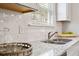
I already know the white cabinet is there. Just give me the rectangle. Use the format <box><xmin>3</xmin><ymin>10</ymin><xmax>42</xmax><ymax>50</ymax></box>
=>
<box><xmin>57</xmin><ymin>3</ymin><xmax>71</xmax><ymax>21</ymax></box>
<box><xmin>67</xmin><ymin>42</ymin><xmax>79</xmax><ymax>56</ymax></box>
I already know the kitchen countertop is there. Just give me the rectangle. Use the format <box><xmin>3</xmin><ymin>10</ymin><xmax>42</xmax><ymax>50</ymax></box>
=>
<box><xmin>29</xmin><ymin>37</ymin><xmax>79</xmax><ymax>56</ymax></box>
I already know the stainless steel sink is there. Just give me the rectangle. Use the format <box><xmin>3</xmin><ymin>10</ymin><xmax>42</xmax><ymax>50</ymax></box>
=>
<box><xmin>41</xmin><ymin>39</ymin><xmax>72</xmax><ymax>44</ymax></box>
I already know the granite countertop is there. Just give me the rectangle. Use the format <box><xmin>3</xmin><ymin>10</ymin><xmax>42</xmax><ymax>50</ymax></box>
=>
<box><xmin>29</xmin><ymin>37</ymin><xmax>79</xmax><ymax>56</ymax></box>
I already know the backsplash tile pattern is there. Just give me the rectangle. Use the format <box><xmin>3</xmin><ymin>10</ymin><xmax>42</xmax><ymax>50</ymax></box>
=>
<box><xmin>0</xmin><ymin>8</ymin><xmax>58</xmax><ymax>43</ymax></box>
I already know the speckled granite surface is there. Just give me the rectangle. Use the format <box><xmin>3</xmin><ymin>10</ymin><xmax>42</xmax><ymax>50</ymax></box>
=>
<box><xmin>29</xmin><ymin>38</ymin><xmax>79</xmax><ymax>56</ymax></box>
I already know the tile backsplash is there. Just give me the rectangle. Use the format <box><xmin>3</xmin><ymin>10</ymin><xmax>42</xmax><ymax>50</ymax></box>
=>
<box><xmin>0</xmin><ymin>8</ymin><xmax>61</xmax><ymax>43</ymax></box>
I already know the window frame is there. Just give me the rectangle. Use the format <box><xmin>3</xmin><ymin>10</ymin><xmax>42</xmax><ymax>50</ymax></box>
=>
<box><xmin>28</xmin><ymin>3</ymin><xmax>56</xmax><ymax>27</ymax></box>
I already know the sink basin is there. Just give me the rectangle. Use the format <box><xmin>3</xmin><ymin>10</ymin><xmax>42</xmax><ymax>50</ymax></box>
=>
<box><xmin>41</xmin><ymin>39</ymin><xmax>72</xmax><ymax>44</ymax></box>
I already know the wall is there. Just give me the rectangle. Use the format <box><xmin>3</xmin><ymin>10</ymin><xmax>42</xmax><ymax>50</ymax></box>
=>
<box><xmin>62</xmin><ymin>3</ymin><xmax>79</xmax><ymax>34</ymax></box>
<box><xmin>0</xmin><ymin>7</ymin><xmax>58</xmax><ymax>43</ymax></box>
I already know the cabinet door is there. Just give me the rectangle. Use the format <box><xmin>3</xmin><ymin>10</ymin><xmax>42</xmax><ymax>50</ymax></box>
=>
<box><xmin>57</xmin><ymin>3</ymin><xmax>66</xmax><ymax>20</ymax></box>
<box><xmin>67</xmin><ymin>42</ymin><xmax>79</xmax><ymax>56</ymax></box>
<box><xmin>57</xmin><ymin>3</ymin><xmax>71</xmax><ymax>21</ymax></box>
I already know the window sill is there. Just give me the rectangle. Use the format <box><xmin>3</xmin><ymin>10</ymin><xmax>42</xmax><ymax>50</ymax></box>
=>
<box><xmin>27</xmin><ymin>24</ymin><xmax>54</xmax><ymax>27</ymax></box>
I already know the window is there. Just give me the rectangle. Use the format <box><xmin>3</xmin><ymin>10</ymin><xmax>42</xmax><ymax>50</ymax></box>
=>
<box><xmin>29</xmin><ymin>3</ymin><xmax>56</xmax><ymax>27</ymax></box>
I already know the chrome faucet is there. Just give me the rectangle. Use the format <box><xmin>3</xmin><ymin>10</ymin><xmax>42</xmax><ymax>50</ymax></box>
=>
<box><xmin>48</xmin><ymin>32</ymin><xmax>58</xmax><ymax>41</ymax></box>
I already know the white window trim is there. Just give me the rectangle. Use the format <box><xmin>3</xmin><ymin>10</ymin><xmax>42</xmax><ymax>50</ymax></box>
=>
<box><xmin>28</xmin><ymin>3</ymin><xmax>56</xmax><ymax>27</ymax></box>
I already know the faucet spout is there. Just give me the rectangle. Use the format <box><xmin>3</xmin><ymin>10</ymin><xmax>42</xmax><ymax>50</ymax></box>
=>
<box><xmin>48</xmin><ymin>32</ymin><xmax>58</xmax><ymax>41</ymax></box>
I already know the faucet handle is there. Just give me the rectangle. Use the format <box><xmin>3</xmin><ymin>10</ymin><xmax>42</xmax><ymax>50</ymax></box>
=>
<box><xmin>48</xmin><ymin>31</ymin><xmax>58</xmax><ymax>34</ymax></box>
<box><xmin>55</xmin><ymin>32</ymin><xmax>58</xmax><ymax>33</ymax></box>
<box><xmin>48</xmin><ymin>32</ymin><xmax>51</xmax><ymax>34</ymax></box>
